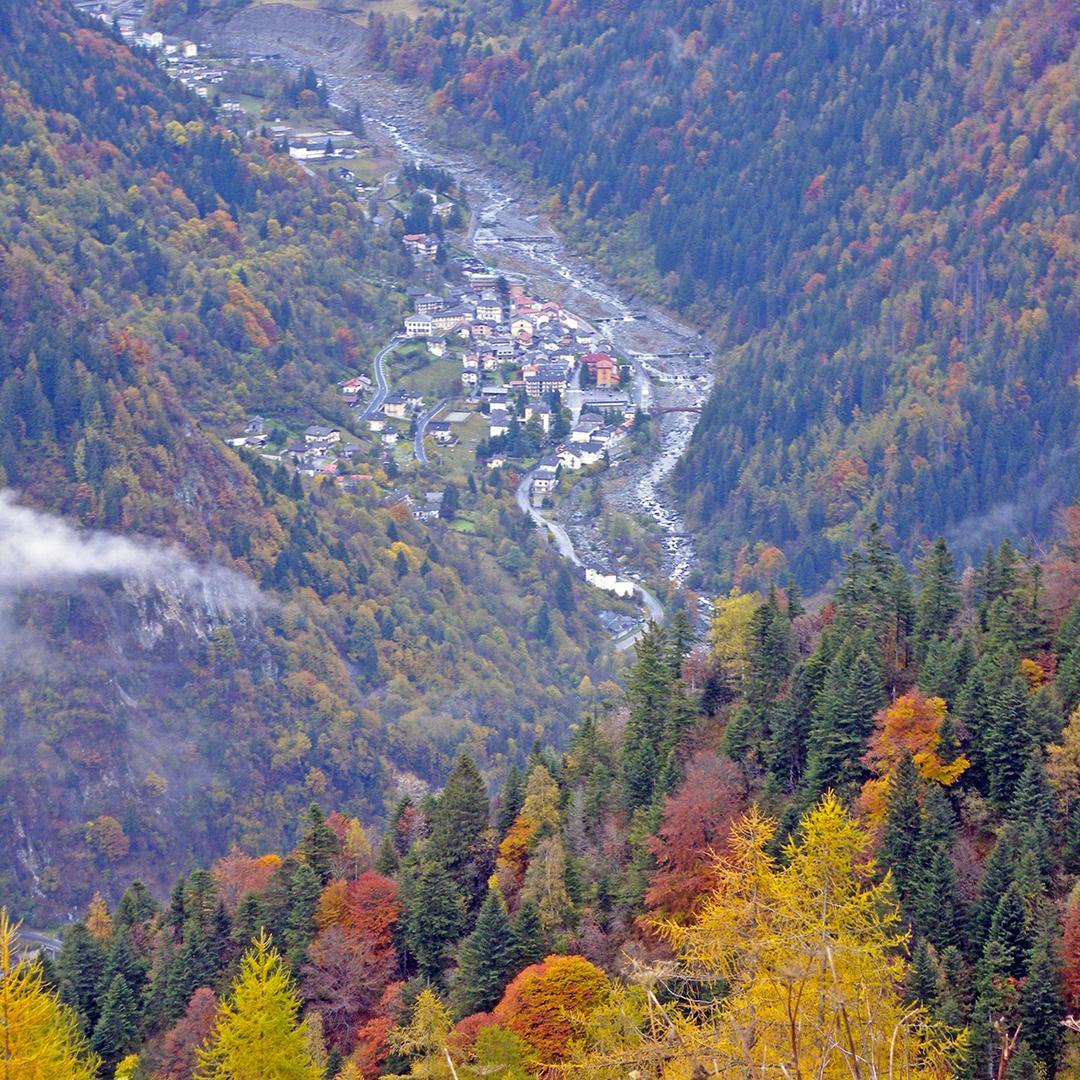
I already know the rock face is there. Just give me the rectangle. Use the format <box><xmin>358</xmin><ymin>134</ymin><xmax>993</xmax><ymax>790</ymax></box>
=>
<box><xmin>206</xmin><ymin>3</ymin><xmax>367</xmax><ymax>65</ymax></box>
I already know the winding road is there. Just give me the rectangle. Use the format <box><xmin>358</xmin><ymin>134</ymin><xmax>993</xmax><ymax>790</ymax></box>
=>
<box><xmin>361</xmin><ymin>336</ymin><xmax>397</xmax><ymax>420</ymax></box>
<box><xmin>516</xmin><ymin>468</ymin><xmax>664</xmax><ymax>648</ymax></box>
<box><xmin>15</xmin><ymin>929</ymin><xmax>62</xmax><ymax>957</ymax></box>
<box><xmin>414</xmin><ymin>398</ymin><xmax>447</xmax><ymax>466</ymax></box>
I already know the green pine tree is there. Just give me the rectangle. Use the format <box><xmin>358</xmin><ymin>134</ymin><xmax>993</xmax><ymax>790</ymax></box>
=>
<box><xmin>879</xmin><ymin>751</ymin><xmax>922</xmax><ymax>904</ymax></box>
<box><xmin>56</xmin><ymin>922</ymin><xmax>105</xmax><ymax>1035</ymax></box>
<box><xmin>905</xmin><ymin>938</ymin><xmax>938</xmax><ymax>1006</ymax></box>
<box><xmin>451</xmin><ymin>884</ymin><xmax>515</xmax><ymax>1018</ymax></box>
<box><xmin>298</xmin><ymin>803</ymin><xmax>339</xmax><ymax>886</ymax></box>
<box><xmin>913</xmin><ymin>538</ymin><xmax>959</xmax><ymax>660</ymax></box>
<box><xmin>497</xmin><ymin>764</ymin><xmax>526</xmax><ymax>836</ymax></box>
<box><xmin>90</xmin><ymin>973</ymin><xmax>139</xmax><ymax>1072</ymax></box>
<box><xmin>509</xmin><ymin>898</ymin><xmax>545</xmax><ymax>971</ymax></box>
<box><xmin>405</xmin><ymin>859</ymin><xmax>465</xmax><ymax>983</ymax></box>
<box><xmin>1020</xmin><ymin>921</ymin><xmax>1065</xmax><ymax>1073</ymax></box>
<box><xmin>286</xmin><ymin>861</ymin><xmax>322</xmax><ymax>968</ymax></box>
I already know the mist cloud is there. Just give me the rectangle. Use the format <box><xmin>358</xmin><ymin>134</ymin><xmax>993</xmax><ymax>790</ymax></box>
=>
<box><xmin>0</xmin><ymin>489</ymin><xmax>262</xmax><ymax>616</ymax></box>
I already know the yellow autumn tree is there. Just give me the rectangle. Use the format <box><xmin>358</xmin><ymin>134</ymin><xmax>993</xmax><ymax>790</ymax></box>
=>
<box><xmin>386</xmin><ymin>989</ymin><xmax>455</xmax><ymax>1079</ymax></box>
<box><xmin>0</xmin><ymin>907</ymin><xmax>100</xmax><ymax>1080</ymax></box>
<box><xmin>708</xmin><ymin>587</ymin><xmax>757</xmax><ymax>686</ymax></box>
<box><xmin>570</xmin><ymin>796</ymin><xmax>965</xmax><ymax>1078</ymax></box>
<box><xmin>195</xmin><ymin>931</ymin><xmax>321</xmax><ymax>1080</ymax></box>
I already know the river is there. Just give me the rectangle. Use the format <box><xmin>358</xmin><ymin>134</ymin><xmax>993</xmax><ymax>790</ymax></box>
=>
<box><xmin>202</xmin><ymin>4</ymin><xmax>712</xmax><ymax>590</ymax></box>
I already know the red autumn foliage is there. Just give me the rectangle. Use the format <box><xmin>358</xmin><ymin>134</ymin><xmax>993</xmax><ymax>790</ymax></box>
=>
<box><xmin>644</xmin><ymin>751</ymin><xmax>744</xmax><ymax>918</ymax></box>
<box><xmin>350</xmin><ymin>981</ymin><xmax>404</xmax><ymax>1078</ymax></box>
<box><xmin>302</xmin><ymin>923</ymin><xmax>396</xmax><ymax>1053</ymax></box>
<box><xmin>449</xmin><ymin>1010</ymin><xmax>497</xmax><ymax>1053</ymax></box>
<box><xmin>314</xmin><ymin>871</ymin><xmax>399</xmax><ymax>955</ymax></box>
<box><xmin>212</xmin><ymin>849</ymin><xmax>281</xmax><ymax>913</ymax></box>
<box><xmin>158</xmin><ymin>986</ymin><xmax>218</xmax><ymax>1079</ymax></box>
<box><xmin>1062</xmin><ymin>899</ymin><xmax>1080</xmax><ymax>1012</ymax></box>
<box><xmin>491</xmin><ymin>955</ymin><xmax>608</xmax><ymax>1063</ymax></box>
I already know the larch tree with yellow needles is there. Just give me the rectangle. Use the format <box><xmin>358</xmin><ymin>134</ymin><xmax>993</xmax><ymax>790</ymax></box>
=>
<box><xmin>0</xmin><ymin>907</ymin><xmax>100</xmax><ymax>1080</ymax></box>
<box><xmin>195</xmin><ymin>930</ymin><xmax>321</xmax><ymax>1080</ymax></box>
<box><xmin>570</xmin><ymin>794</ymin><xmax>966</xmax><ymax>1079</ymax></box>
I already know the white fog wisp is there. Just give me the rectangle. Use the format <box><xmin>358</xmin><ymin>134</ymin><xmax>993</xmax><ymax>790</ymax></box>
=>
<box><xmin>0</xmin><ymin>489</ymin><xmax>262</xmax><ymax>616</ymax></box>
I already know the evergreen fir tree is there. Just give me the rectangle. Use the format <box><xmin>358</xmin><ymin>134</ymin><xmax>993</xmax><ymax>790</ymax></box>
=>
<box><xmin>56</xmin><ymin>922</ymin><xmax>105</xmax><ymax>1034</ymax></box>
<box><xmin>905</xmin><ymin>938</ymin><xmax>938</xmax><ymax>1006</ymax></box>
<box><xmin>164</xmin><ymin>923</ymin><xmax>215</xmax><ymax>1024</ymax></box>
<box><xmin>115</xmin><ymin>880</ymin><xmax>157</xmax><ymax>930</ymax></box>
<box><xmin>934</xmin><ymin>946</ymin><xmax>970</xmax><ymax>1029</ymax></box>
<box><xmin>509</xmin><ymin>899</ymin><xmax>545</xmax><ymax>971</ymax></box>
<box><xmin>405</xmin><ymin>859</ymin><xmax>465</xmax><ymax>983</ymax></box>
<box><xmin>451</xmin><ymin>884</ymin><xmax>515</xmax><ymax>1018</ymax></box>
<box><xmin>286</xmin><ymin>862</ymin><xmax>322</xmax><ymax>967</ymax></box>
<box><xmin>621</xmin><ymin>624</ymin><xmax>673</xmax><ymax>808</ymax></box>
<box><xmin>917</xmin><ymin>635</ymin><xmax>963</xmax><ymax>703</ymax></box>
<box><xmin>232</xmin><ymin>895</ymin><xmax>263</xmax><ymax>952</ymax></box>
<box><xmin>374</xmin><ymin>834</ymin><xmax>399</xmax><ymax>876</ymax></box>
<box><xmin>973</xmin><ymin>828</ymin><xmax>1018</xmax><ymax>953</ymax></box>
<box><xmin>1020</xmin><ymin>922</ymin><xmax>1064</xmax><ymax>1073</ymax></box>
<box><xmin>99</xmin><ymin>925</ymin><xmax>147</xmax><ymax>1004</ymax></box>
<box><xmin>913</xmin><ymin>538</ymin><xmax>959</xmax><ymax>660</ymax></box>
<box><xmin>299</xmin><ymin>803</ymin><xmax>339</xmax><ymax>886</ymax></box>
<box><xmin>1008</xmin><ymin>753</ymin><xmax>1054</xmax><ymax>827</ymax></box>
<box><xmin>986</xmin><ymin>883</ymin><xmax>1029</xmax><ymax>980</ymax></box>
<box><xmin>802</xmin><ymin>644</ymin><xmax>884</xmax><ymax>799</ymax></box>
<box><xmin>985</xmin><ymin>675</ymin><xmax>1032</xmax><ymax>808</ymax></box>
<box><xmin>90</xmin><ymin>974</ymin><xmax>139</xmax><ymax>1073</ymax></box>
<box><xmin>666</xmin><ymin>609</ymin><xmax>695</xmax><ymax>679</ymax></box>
<box><xmin>497</xmin><ymin>764</ymin><xmax>526</xmax><ymax>835</ymax></box>
<box><xmin>879</xmin><ymin>752</ymin><xmax>921</xmax><ymax>904</ymax></box>
<box><xmin>912</xmin><ymin>847</ymin><xmax>964</xmax><ymax>954</ymax></box>
<box><xmin>428</xmin><ymin>753</ymin><xmax>490</xmax><ymax>896</ymax></box>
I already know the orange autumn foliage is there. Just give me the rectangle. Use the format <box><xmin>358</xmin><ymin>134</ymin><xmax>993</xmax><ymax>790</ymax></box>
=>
<box><xmin>491</xmin><ymin>955</ymin><xmax>608</xmax><ymax>1064</ymax></box>
<box><xmin>212</xmin><ymin>850</ymin><xmax>282</xmax><ymax>913</ymax></box>
<box><xmin>858</xmin><ymin>690</ymin><xmax>969</xmax><ymax>822</ymax></box>
<box><xmin>495</xmin><ymin>814</ymin><xmax>539</xmax><ymax>891</ymax></box>
<box><xmin>314</xmin><ymin>871</ymin><xmax>399</xmax><ymax>954</ymax></box>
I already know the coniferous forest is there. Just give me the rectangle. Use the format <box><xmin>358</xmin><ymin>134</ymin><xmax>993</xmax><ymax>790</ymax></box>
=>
<box><xmin>6</xmin><ymin>0</ymin><xmax>1080</xmax><ymax>1078</ymax></box>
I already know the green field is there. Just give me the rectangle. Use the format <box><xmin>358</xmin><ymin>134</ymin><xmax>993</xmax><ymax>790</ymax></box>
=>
<box><xmin>386</xmin><ymin>343</ymin><xmax>462</xmax><ymax>401</ymax></box>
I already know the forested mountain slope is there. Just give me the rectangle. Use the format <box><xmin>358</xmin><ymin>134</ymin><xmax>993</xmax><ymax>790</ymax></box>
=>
<box><xmin>16</xmin><ymin>524</ymin><xmax>1080</xmax><ymax>1078</ymax></box>
<box><xmin>0</xmin><ymin>0</ymin><xmax>612</xmax><ymax>919</ymax></box>
<box><xmin>378</xmin><ymin>0</ymin><xmax>1080</xmax><ymax>588</ymax></box>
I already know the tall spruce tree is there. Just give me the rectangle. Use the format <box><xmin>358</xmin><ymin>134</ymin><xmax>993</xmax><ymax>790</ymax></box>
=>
<box><xmin>56</xmin><ymin>922</ymin><xmax>105</xmax><ymax>1035</ymax></box>
<box><xmin>1020</xmin><ymin>921</ymin><xmax>1064</xmax><ymax>1073</ymax></box>
<box><xmin>802</xmin><ymin>643</ymin><xmax>884</xmax><ymax>799</ymax></box>
<box><xmin>913</xmin><ymin>538</ymin><xmax>959</xmax><ymax>660</ymax></box>
<box><xmin>509</xmin><ymin>899</ymin><xmax>545</xmax><ymax>971</ymax></box>
<box><xmin>91</xmin><ymin>973</ymin><xmax>139</xmax><ymax>1073</ymax></box>
<box><xmin>451</xmin><ymin>884</ymin><xmax>515</xmax><ymax>1018</ymax></box>
<box><xmin>497</xmin><ymin>764</ymin><xmax>526</xmax><ymax>836</ymax></box>
<box><xmin>621</xmin><ymin>624</ymin><xmax>673</xmax><ymax>808</ymax></box>
<box><xmin>879</xmin><ymin>752</ymin><xmax>922</xmax><ymax>905</ymax></box>
<box><xmin>428</xmin><ymin>753</ymin><xmax>491</xmax><ymax>908</ymax></box>
<box><xmin>405</xmin><ymin>859</ymin><xmax>465</xmax><ymax>984</ymax></box>
<box><xmin>298</xmin><ymin>804</ymin><xmax>339</xmax><ymax>886</ymax></box>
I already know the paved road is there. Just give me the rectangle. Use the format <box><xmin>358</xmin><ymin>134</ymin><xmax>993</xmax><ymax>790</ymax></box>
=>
<box><xmin>516</xmin><ymin>469</ymin><xmax>664</xmax><ymax>647</ymax></box>
<box><xmin>361</xmin><ymin>337</ymin><xmax>398</xmax><ymax>420</ymax></box>
<box><xmin>516</xmin><ymin>469</ymin><xmax>582</xmax><ymax>567</ymax></box>
<box><xmin>15</xmin><ymin>929</ymin><xmax>63</xmax><ymax>957</ymax></box>
<box><xmin>414</xmin><ymin>399</ymin><xmax>448</xmax><ymax>465</ymax></box>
